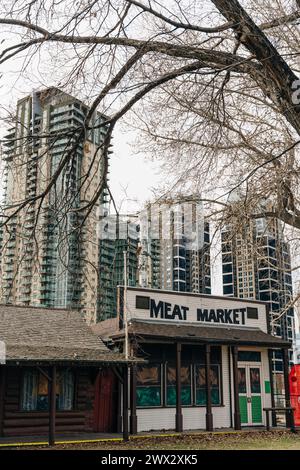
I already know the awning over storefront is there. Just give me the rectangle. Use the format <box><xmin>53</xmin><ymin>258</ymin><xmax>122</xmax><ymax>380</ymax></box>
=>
<box><xmin>112</xmin><ymin>319</ymin><xmax>291</xmax><ymax>348</ymax></box>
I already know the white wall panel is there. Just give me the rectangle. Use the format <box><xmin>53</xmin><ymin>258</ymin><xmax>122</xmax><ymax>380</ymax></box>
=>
<box><xmin>124</xmin><ymin>287</ymin><xmax>268</xmax><ymax>332</ymax></box>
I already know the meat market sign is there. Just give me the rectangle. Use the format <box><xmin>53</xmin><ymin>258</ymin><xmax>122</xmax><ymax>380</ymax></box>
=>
<box><xmin>132</xmin><ymin>293</ymin><xmax>262</xmax><ymax>327</ymax></box>
<box><xmin>150</xmin><ymin>299</ymin><xmax>247</xmax><ymax>325</ymax></box>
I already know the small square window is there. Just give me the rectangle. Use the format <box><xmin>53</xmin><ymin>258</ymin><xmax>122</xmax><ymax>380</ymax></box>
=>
<box><xmin>247</xmin><ymin>307</ymin><xmax>258</xmax><ymax>319</ymax></box>
<box><xmin>136</xmin><ymin>296</ymin><xmax>150</xmax><ymax>309</ymax></box>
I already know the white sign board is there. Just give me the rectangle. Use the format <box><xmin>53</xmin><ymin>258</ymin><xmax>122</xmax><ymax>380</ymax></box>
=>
<box><xmin>121</xmin><ymin>287</ymin><xmax>268</xmax><ymax>333</ymax></box>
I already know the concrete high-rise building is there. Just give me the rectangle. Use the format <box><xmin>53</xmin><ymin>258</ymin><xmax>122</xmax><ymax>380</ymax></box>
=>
<box><xmin>0</xmin><ymin>88</ymin><xmax>110</xmax><ymax>324</ymax></box>
<box><xmin>138</xmin><ymin>200</ymin><xmax>211</xmax><ymax>294</ymax></box>
<box><xmin>221</xmin><ymin>213</ymin><xmax>295</xmax><ymax>401</ymax></box>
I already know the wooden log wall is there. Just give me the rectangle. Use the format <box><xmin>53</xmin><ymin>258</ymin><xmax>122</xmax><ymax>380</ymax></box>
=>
<box><xmin>1</xmin><ymin>367</ymin><xmax>96</xmax><ymax>437</ymax></box>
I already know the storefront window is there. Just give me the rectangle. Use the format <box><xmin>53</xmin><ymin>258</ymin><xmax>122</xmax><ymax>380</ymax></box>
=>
<box><xmin>136</xmin><ymin>364</ymin><xmax>161</xmax><ymax>407</ymax></box>
<box><xmin>166</xmin><ymin>364</ymin><xmax>192</xmax><ymax>406</ymax></box>
<box><xmin>21</xmin><ymin>368</ymin><xmax>75</xmax><ymax>411</ymax></box>
<box><xmin>195</xmin><ymin>365</ymin><xmax>221</xmax><ymax>405</ymax></box>
<box><xmin>250</xmin><ymin>368</ymin><xmax>261</xmax><ymax>393</ymax></box>
<box><xmin>238</xmin><ymin>368</ymin><xmax>247</xmax><ymax>394</ymax></box>
<box><xmin>238</xmin><ymin>351</ymin><xmax>261</xmax><ymax>362</ymax></box>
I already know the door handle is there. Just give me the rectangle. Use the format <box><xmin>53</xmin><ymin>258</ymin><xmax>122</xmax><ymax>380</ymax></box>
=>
<box><xmin>247</xmin><ymin>397</ymin><xmax>252</xmax><ymax>403</ymax></box>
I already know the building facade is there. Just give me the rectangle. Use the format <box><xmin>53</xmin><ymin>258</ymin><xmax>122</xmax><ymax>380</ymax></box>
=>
<box><xmin>98</xmin><ymin>215</ymin><xmax>139</xmax><ymax>321</ymax></box>
<box><xmin>0</xmin><ymin>88</ymin><xmax>110</xmax><ymax>324</ymax></box>
<box><xmin>221</xmin><ymin>215</ymin><xmax>295</xmax><ymax>401</ymax></box>
<box><xmin>93</xmin><ymin>287</ymin><xmax>292</xmax><ymax>433</ymax></box>
<box><xmin>0</xmin><ymin>305</ymin><xmax>129</xmax><ymax>440</ymax></box>
<box><xmin>138</xmin><ymin>200</ymin><xmax>211</xmax><ymax>294</ymax></box>
<box><xmin>96</xmin><ymin>199</ymin><xmax>211</xmax><ymax>322</ymax></box>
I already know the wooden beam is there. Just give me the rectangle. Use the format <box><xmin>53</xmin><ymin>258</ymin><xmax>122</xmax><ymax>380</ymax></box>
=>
<box><xmin>231</xmin><ymin>346</ymin><xmax>241</xmax><ymax>430</ymax></box>
<box><xmin>123</xmin><ymin>365</ymin><xmax>129</xmax><ymax>441</ymax></box>
<box><xmin>0</xmin><ymin>365</ymin><xmax>6</xmax><ymax>437</ymax></box>
<box><xmin>130</xmin><ymin>364</ymin><xmax>137</xmax><ymax>434</ymax></box>
<box><xmin>175</xmin><ymin>342</ymin><xmax>183</xmax><ymax>432</ymax></box>
<box><xmin>282</xmin><ymin>348</ymin><xmax>294</xmax><ymax>430</ymax></box>
<box><xmin>205</xmin><ymin>344</ymin><xmax>213</xmax><ymax>431</ymax></box>
<box><xmin>112</xmin><ymin>365</ymin><xmax>124</xmax><ymax>384</ymax></box>
<box><xmin>227</xmin><ymin>346</ymin><xmax>233</xmax><ymax>428</ymax></box>
<box><xmin>268</xmin><ymin>349</ymin><xmax>276</xmax><ymax>427</ymax></box>
<box><xmin>49</xmin><ymin>365</ymin><xmax>56</xmax><ymax>446</ymax></box>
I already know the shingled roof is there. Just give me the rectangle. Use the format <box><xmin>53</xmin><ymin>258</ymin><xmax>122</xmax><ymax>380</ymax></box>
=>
<box><xmin>0</xmin><ymin>305</ymin><xmax>126</xmax><ymax>363</ymax></box>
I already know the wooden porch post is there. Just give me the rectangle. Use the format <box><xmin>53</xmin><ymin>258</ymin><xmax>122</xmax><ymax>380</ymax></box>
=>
<box><xmin>282</xmin><ymin>348</ymin><xmax>293</xmax><ymax>429</ymax></box>
<box><xmin>268</xmin><ymin>349</ymin><xmax>276</xmax><ymax>427</ymax></box>
<box><xmin>231</xmin><ymin>346</ymin><xmax>241</xmax><ymax>430</ymax></box>
<box><xmin>175</xmin><ymin>342</ymin><xmax>183</xmax><ymax>432</ymax></box>
<box><xmin>130</xmin><ymin>364</ymin><xmax>137</xmax><ymax>434</ymax></box>
<box><xmin>0</xmin><ymin>365</ymin><xmax>6</xmax><ymax>437</ymax></box>
<box><xmin>49</xmin><ymin>365</ymin><xmax>57</xmax><ymax>446</ymax></box>
<box><xmin>205</xmin><ymin>344</ymin><xmax>213</xmax><ymax>431</ymax></box>
<box><xmin>123</xmin><ymin>364</ymin><xmax>129</xmax><ymax>441</ymax></box>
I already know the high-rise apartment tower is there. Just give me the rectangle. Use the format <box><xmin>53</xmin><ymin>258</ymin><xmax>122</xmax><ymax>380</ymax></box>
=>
<box><xmin>0</xmin><ymin>88</ymin><xmax>110</xmax><ymax>323</ymax></box>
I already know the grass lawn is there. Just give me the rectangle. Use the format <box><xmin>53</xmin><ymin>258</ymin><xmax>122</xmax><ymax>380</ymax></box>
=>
<box><xmin>13</xmin><ymin>430</ymin><xmax>300</xmax><ymax>450</ymax></box>
<box><xmin>86</xmin><ymin>431</ymin><xmax>300</xmax><ymax>450</ymax></box>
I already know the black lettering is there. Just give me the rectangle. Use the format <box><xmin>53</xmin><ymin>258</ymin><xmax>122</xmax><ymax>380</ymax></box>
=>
<box><xmin>208</xmin><ymin>309</ymin><xmax>217</xmax><ymax>322</ymax></box>
<box><xmin>216</xmin><ymin>309</ymin><xmax>225</xmax><ymax>323</ymax></box>
<box><xmin>233</xmin><ymin>309</ymin><xmax>240</xmax><ymax>324</ymax></box>
<box><xmin>224</xmin><ymin>309</ymin><xmax>233</xmax><ymax>324</ymax></box>
<box><xmin>197</xmin><ymin>309</ymin><xmax>209</xmax><ymax>322</ymax></box>
<box><xmin>172</xmin><ymin>304</ymin><xmax>182</xmax><ymax>320</ymax></box>
<box><xmin>181</xmin><ymin>306</ymin><xmax>189</xmax><ymax>321</ymax></box>
<box><xmin>150</xmin><ymin>299</ymin><xmax>164</xmax><ymax>318</ymax></box>
<box><xmin>164</xmin><ymin>302</ymin><xmax>172</xmax><ymax>319</ymax></box>
<box><xmin>240</xmin><ymin>308</ymin><xmax>246</xmax><ymax>325</ymax></box>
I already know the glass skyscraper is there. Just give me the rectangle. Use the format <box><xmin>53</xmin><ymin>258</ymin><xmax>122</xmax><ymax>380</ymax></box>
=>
<box><xmin>138</xmin><ymin>200</ymin><xmax>211</xmax><ymax>294</ymax></box>
<box><xmin>221</xmin><ymin>214</ymin><xmax>295</xmax><ymax>403</ymax></box>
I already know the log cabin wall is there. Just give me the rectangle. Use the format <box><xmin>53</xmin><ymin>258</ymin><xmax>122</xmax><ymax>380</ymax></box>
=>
<box><xmin>2</xmin><ymin>366</ymin><xmax>96</xmax><ymax>437</ymax></box>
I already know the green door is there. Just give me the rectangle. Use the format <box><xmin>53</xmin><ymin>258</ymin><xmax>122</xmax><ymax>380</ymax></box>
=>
<box><xmin>249</xmin><ymin>368</ymin><xmax>262</xmax><ymax>424</ymax></box>
<box><xmin>238</xmin><ymin>365</ymin><xmax>263</xmax><ymax>425</ymax></box>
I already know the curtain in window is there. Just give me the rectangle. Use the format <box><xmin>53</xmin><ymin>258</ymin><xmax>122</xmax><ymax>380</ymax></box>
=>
<box><xmin>166</xmin><ymin>364</ymin><xmax>192</xmax><ymax>406</ymax></box>
<box><xmin>21</xmin><ymin>369</ymin><xmax>38</xmax><ymax>411</ymax></box>
<box><xmin>195</xmin><ymin>365</ymin><xmax>221</xmax><ymax>405</ymax></box>
<box><xmin>58</xmin><ymin>369</ymin><xmax>74</xmax><ymax>410</ymax></box>
<box><xmin>136</xmin><ymin>364</ymin><xmax>161</xmax><ymax>407</ymax></box>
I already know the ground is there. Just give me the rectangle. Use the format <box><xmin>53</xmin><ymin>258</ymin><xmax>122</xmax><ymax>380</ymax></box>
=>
<box><xmin>7</xmin><ymin>430</ymin><xmax>300</xmax><ymax>450</ymax></box>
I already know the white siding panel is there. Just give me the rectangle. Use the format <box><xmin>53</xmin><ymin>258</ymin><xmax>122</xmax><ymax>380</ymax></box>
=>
<box><xmin>137</xmin><ymin>409</ymin><xmax>176</xmax><ymax>433</ymax></box>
